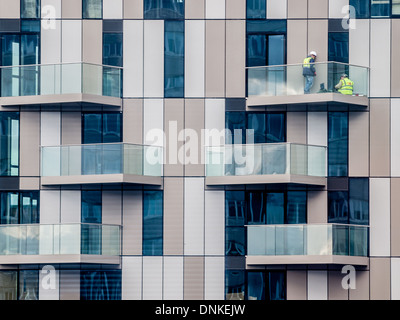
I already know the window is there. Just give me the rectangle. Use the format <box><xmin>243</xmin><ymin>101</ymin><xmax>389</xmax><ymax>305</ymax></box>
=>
<box><xmin>350</xmin><ymin>0</ymin><xmax>370</xmax><ymax>18</ymax></box>
<box><xmin>83</xmin><ymin>0</ymin><xmax>103</xmax><ymax>19</ymax></box>
<box><xmin>328</xmin><ymin>32</ymin><xmax>349</xmax><ymax>63</ymax></box>
<box><xmin>226</xmin><ymin>270</ymin><xmax>286</xmax><ymax>301</ymax></box>
<box><xmin>247</xmin><ymin>191</ymin><xmax>306</xmax><ymax>225</ymax></box>
<box><xmin>144</xmin><ymin>0</ymin><xmax>184</xmax><ymax>20</ymax></box>
<box><xmin>103</xmin><ymin>33</ymin><xmax>123</xmax><ymax>68</ymax></box>
<box><xmin>0</xmin><ymin>33</ymin><xmax>40</xmax><ymax>97</ymax></box>
<box><xmin>18</xmin><ymin>270</ymin><xmax>39</xmax><ymax>300</ymax></box>
<box><xmin>371</xmin><ymin>0</ymin><xmax>390</xmax><ymax>17</ymax></box>
<box><xmin>81</xmin><ymin>191</ymin><xmax>102</xmax><ymax>255</ymax></box>
<box><xmin>21</xmin><ymin>0</ymin><xmax>40</xmax><ymax>19</ymax></box>
<box><xmin>246</xmin><ymin>20</ymin><xmax>287</xmax><ymax>68</ymax></box>
<box><xmin>0</xmin><ymin>271</ymin><xmax>17</xmax><ymax>300</ymax></box>
<box><xmin>247</xmin><ymin>0</ymin><xmax>266</xmax><ymax>19</ymax></box>
<box><xmin>225</xmin><ymin>112</ymin><xmax>286</xmax><ymax>144</ymax></box>
<box><xmin>0</xmin><ymin>113</ymin><xmax>19</xmax><ymax>177</ymax></box>
<box><xmin>81</xmin><ymin>270</ymin><xmax>121</xmax><ymax>300</ymax></box>
<box><xmin>393</xmin><ymin>0</ymin><xmax>400</xmax><ymax>14</ymax></box>
<box><xmin>143</xmin><ymin>191</ymin><xmax>163</xmax><ymax>256</ymax></box>
<box><xmin>82</xmin><ymin>112</ymin><xmax>122</xmax><ymax>144</ymax></box>
<box><xmin>225</xmin><ymin>191</ymin><xmax>246</xmax><ymax>256</ymax></box>
<box><xmin>328</xmin><ymin>178</ymin><xmax>369</xmax><ymax>225</ymax></box>
<box><xmin>164</xmin><ymin>20</ymin><xmax>184</xmax><ymax>98</ymax></box>
<box><xmin>328</xmin><ymin>112</ymin><xmax>348</xmax><ymax>177</ymax></box>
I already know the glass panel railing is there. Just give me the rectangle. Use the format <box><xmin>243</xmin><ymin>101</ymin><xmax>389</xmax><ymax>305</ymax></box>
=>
<box><xmin>247</xmin><ymin>62</ymin><xmax>369</xmax><ymax>98</ymax></box>
<box><xmin>41</xmin><ymin>143</ymin><xmax>162</xmax><ymax>178</ymax></box>
<box><xmin>206</xmin><ymin>143</ymin><xmax>326</xmax><ymax>178</ymax></box>
<box><xmin>0</xmin><ymin>63</ymin><xmax>122</xmax><ymax>98</ymax></box>
<box><xmin>0</xmin><ymin>224</ymin><xmax>120</xmax><ymax>256</ymax></box>
<box><xmin>247</xmin><ymin>224</ymin><xmax>369</xmax><ymax>257</ymax></box>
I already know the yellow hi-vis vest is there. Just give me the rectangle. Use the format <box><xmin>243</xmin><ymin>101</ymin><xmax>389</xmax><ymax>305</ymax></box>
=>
<box><xmin>338</xmin><ymin>78</ymin><xmax>354</xmax><ymax>95</ymax></box>
<box><xmin>303</xmin><ymin>57</ymin><xmax>312</xmax><ymax>68</ymax></box>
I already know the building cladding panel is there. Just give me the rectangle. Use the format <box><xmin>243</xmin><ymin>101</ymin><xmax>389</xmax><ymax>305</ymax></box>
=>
<box><xmin>0</xmin><ymin>0</ymin><xmax>398</xmax><ymax>300</ymax></box>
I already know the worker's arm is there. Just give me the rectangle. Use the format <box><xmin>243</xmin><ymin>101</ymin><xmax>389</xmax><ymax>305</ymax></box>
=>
<box><xmin>335</xmin><ymin>81</ymin><xmax>342</xmax><ymax>90</ymax></box>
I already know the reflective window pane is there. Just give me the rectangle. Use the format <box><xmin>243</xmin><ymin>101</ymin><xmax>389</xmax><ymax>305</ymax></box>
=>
<box><xmin>247</xmin><ymin>192</ymin><xmax>265</xmax><ymax>224</ymax></box>
<box><xmin>143</xmin><ymin>191</ymin><xmax>163</xmax><ymax>256</ymax></box>
<box><xmin>226</xmin><ymin>112</ymin><xmax>246</xmax><ymax>145</ymax></box>
<box><xmin>266</xmin><ymin>113</ymin><xmax>286</xmax><ymax>143</ymax></box>
<box><xmin>247</xmin><ymin>0</ymin><xmax>266</xmax><ymax>19</ymax></box>
<box><xmin>226</xmin><ymin>191</ymin><xmax>246</xmax><ymax>227</ymax></box>
<box><xmin>247</xmin><ymin>113</ymin><xmax>266</xmax><ymax>143</ymax></box>
<box><xmin>164</xmin><ymin>21</ymin><xmax>184</xmax><ymax>98</ymax></box>
<box><xmin>21</xmin><ymin>0</ymin><xmax>40</xmax><ymax>19</ymax></box>
<box><xmin>226</xmin><ymin>227</ymin><xmax>246</xmax><ymax>256</ymax></box>
<box><xmin>83</xmin><ymin>0</ymin><xmax>103</xmax><ymax>19</ymax></box>
<box><xmin>268</xmin><ymin>272</ymin><xmax>286</xmax><ymax>300</ymax></box>
<box><xmin>0</xmin><ymin>192</ymin><xmax>19</xmax><ymax>225</ymax></box>
<box><xmin>266</xmin><ymin>193</ymin><xmax>284</xmax><ymax>225</ymax></box>
<box><xmin>0</xmin><ymin>271</ymin><xmax>17</xmax><ymax>300</ymax></box>
<box><xmin>103</xmin><ymin>113</ymin><xmax>122</xmax><ymax>143</ymax></box>
<box><xmin>247</xmin><ymin>35</ymin><xmax>267</xmax><ymax>67</ymax></box>
<box><xmin>371</xmin><ymin>0</ymin><xmax>390</xmax><ymax>17</ymax></box>
<box><xmin>225</xmin><ymin>270</ymin><xmax>245</xmax><ymax>300</ymax></box>
<box><xmin>328</xmin><ymin>191</ymin><xmax>349</xmax><ymax>224</ymax></box>
<box><xmin>350</xmin><ymin>0</ymin><xmax>370</xmax><ymax>18</ymax></box>
<box><xmin>18</xmin><ymin>270</ymin><xmax>38</xmax><ymax>300</ymax></box>
<box><xmin>20</xmin><ymin>192</ymin><xmax>39</xmax><ymax>224</ymax></box>
<box><xmin>144</xmin><ymin>0</ymin><xmax>184</xmax><ymax>19</ymax></box>
<box><xmin>103</xmin><ymin>33</ymin><xmax>123</xmax><ymax>67</ymax></box>
<box><xmin>328</xmin><ymin>112</ymin><xmax>348</xmax><ymax>177</ymax></box>
<box><xmin>81</xmin><ymin>190</ymin><xmax>102</xmax><ymax>224</ymax></box>
<box><xmin>286</xmin><ymin>191</ymin><xmax>306</xmax><ymax>224</ymax></box>
<box><xmin>328</xmin><ymin>32</ymin><xmax>349</xmax><ymax>64</ymax></box>
<box><xmin>81</xmin><ymin>270</ymin><xmax>121</xmax><ymax>300</ymax></box>
<box><xmin>247</xmin><ymin>272</ymin><xmax>265</xmax><ymax>300</ymax></box>
<box><xmin>393</xmin><ymin>0</ymin><xmax>400</xmax><ymax>15</ymax></box>
<box><xmin>349</xmin><ymin>178</ymin><xmax>369</xmax><ymax>225</ymax></box>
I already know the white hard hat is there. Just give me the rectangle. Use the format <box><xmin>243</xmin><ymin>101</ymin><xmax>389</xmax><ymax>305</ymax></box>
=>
<box><xmin>310</xmin><ymin>51</ymin><xmax>317</xmax><ymax>57</ymax></box>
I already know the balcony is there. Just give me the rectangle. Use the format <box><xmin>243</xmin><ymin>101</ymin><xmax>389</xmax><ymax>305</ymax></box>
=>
<box><xmin>205</xmin><ymin>143</ymin><xmax>326</xmax><ymax>186</ymax></box>
<box><xmin>0</xmin><ymin>223</ymin><xmax>121</xmax><ymax>265</ymax></box>
<box><xmin>247</xmin><ymin>224</ymin><xmax>369</xmax><ymax>266</ymax></box>
<box><xmin>247</xmin><ymin>62</ymin><xmax>369</xmax><ymax>108</ymax></box>
<box><xmin>0</xmin><ymin>63</ymin><xmax>122</xmax><ymax>107</ymax></box>
<box><xmin>41</xmin><ymin>143</ymin><xmax>163</xmax><ymax>186</ymax></box>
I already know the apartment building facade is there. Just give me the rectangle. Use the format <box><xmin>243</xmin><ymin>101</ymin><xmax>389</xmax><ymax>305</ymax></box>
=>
<box><xmin>0</xmin><ymin>0</ymin><xmax>397</xmax><ymax>300</ymax></box>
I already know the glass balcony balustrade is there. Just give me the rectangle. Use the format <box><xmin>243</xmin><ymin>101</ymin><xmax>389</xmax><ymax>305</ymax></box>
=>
<box><xmin>247</xmin><ymin>224</ymin><xmax>369</xmax><ymax>258</ymax></box>
<box><xmin>0</xmin><ymin>223</ymin><xmax>120</xmax><ymax>257</ymax></box>
<box><xmin>0</xmin><ymin>63</ymin><xmax>122</xmax><ymax>100</ymax></box>
<box><xmin>206</xmin><ymin>143</ymin><xmax>326</xmax><ymax>185</ymax></box>
<box><xmin>41</xmin><ymin>143</ymin><xmax>163</xmax><ymax>185</ymax></box>
<box><xmin>247</xmin><ymin>62</ymin><xmax>369</xmax><ymax>106</ymax></box>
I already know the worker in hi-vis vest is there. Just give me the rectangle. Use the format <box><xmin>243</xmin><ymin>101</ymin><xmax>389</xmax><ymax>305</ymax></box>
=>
<box><xmin>335</xmin><ymin>74</ymin><xmax>354</xmax><ymax>95</ymax></box>
<box><xmin>302</xmin><ymin>51</ymin><xmax>317</xmax><ymax>94</ymax></box>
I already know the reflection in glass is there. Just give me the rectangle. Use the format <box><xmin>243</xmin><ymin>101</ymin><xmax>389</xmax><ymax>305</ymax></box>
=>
<box><xmin>143</xmin><ymin>191</ymin><xmax>163</xmax><ymax>256</ymax></box>
<box><xmin>286</xmin><ymin>192</ymin><xmax>306</xmax><ymax>224</ymax></box>
<box><xmin>81</xmin><ymin>270</ymin><xmax>121</xmax><ymax>300</ymax></box>
<box><xmin>247</xmin><ymin>0</ymin><xmax>266</xmax><ymax>19</ymax></box>
<box><xmin>19</xmin><ymin>270</ymin><xmax>38</xmax><ymax>301</ymax></box>
<box><xmin>266</xmin><ymin>193</ymin><xmax>284</xmax><ymax>225</ymax></box>
<box><xmin>269</xmin><ymin>272</ymin><xmax>286</xmax><ymax>300</ymax></box>
<box><xmin>225</xmin><ymin>270</ymin><xmax>245</xmax><ymax>300</ymax></box>
<box><xmin>247</xmin><ymin>272</ymin><xmax>265</xmax><ymax>300</ymax></box>
<box><xmin>0</xmin><ymin>271</ymin><xmax>17</xmax><ymax>300</ymax></box>
<box><xmin>83</xmin><ymin>0</ymin><xmax>103</xmax><ymax>19</ymax></box>
<box><xmin>328</xmin><ymin>112</ymin><xmax>348</xmax><ymax>177</ymax></box>
<box><xmin>144</xmin><ymin>0</ymin><xmax>184</xmax><ymax>20</ymax></box>
<box><xmin>21</xmin><ymin>0</ymin><xmax>40</xmax><ymax>18</ymax></box>
<box><xmin>328</xmin><ymin>191</ymin><xmax>349</xmax><ymax>224</ymax></box>
<box><xmin>247</xmin><ymin>192</ymin><xmax>265</xmax><ymax>225</ymax></box>
<box><xmin>225</xmin><ymin>227</ymin><xmax>246</xmax><ymax>256</ymax></box>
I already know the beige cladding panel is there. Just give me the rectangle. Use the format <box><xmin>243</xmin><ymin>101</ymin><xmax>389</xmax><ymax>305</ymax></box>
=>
<box><xmin>308</xmin><ymin>0</ymin><xmax>328</xmax><ymax>18</ymax></box>
<box><xmin>370</xmin><ymin>258</ymin><xmax>391</xmax><ymax>300</ymax></box>
<box><xmin>287</xmin><ymin>20</ymin><xmax>308</xmax><ymax>65</ymax></box>
<box><xmin>185</xmin><ymin>99</ymin><xmax>205</xmax><ymax>176</ymax></box>
<box><xmin>308</xmin><ymin>20</ymin><xmax>328</xmax><ymax>62</ymax></box>
<box><xmin>349</xmin><ymin>112</ymin><xmax>369</xmax><ymax>177</ymax></box>
<box><xmin>391</xmin><ymin>178</ymin><xmax>400</xmax><ymax>256</ymax></box>
<box><xmin>349</xmin><ymin>270</ymin><xmax>369</xmax><ymax>300</ymax></box>
<box><xmin>124</xmin><ymin>0</ymin><xmax>144</xmax><ymax>19</ymax></box>
<box><xmin>307</xmin><ymin>191</ymin><xmax>327</xmax><ymax>224</ymax></box>
<box><xmin>164</xmin><ymin>99</ymin><xmax>184</xmax><ymax>177</ymax></box>
<box><xmin>185</xmin><ymin>0</ymin><xmax>205</xmax><ymax>19</ymax></box>
<box><xmin>226</xmin><ymin>20</ymin><xmax>246</xmax><ymax>98</ymax></box>
<box><xmin>123</xmin><ymin>99</ymin><xmax>143</xmax><ymax>145</ymax></box>
<box><xmin>0</xmin><ymin>0</ymin><xmax>20</xmax><ymax>18</ymax></box>
<box><xmin>184</xmin><ymin>257</ymin><xmax>204</xmax><ymax>300</ymax></box>
<box><xmin>328</xmin><ymin>271</ymin><xmax>348</xmax><ymax>300</ymax></box>
<box><xmin>225</xmin><ymin>0</ymin><xmax>246</xmax><ymax>19</ymax></box>
<box><xmin>20</xmin><ymin>112</ymin><xmax>40</xmax><ymax>177</ymax></box>
<box><xmin>370</xmin><ymin>99</ymin><xmax>390</xmax><ymax>177</ymax></box>
<box><xmin>392</xmin><ymin>20</ymin><xmax>400</xmax><ymax>97</ymax></box>
<box><xmin>59</xmin><ymin>270</ymin><xmax>80</xmax><ymax>300</ymax></box>
<box><xmin>122</xmin><ymin>191</ymin><xmax>143</xmax><ymax>256</ymax></box>
<box><xmin>287</xmin><ymin>112</ymin><xmax>307</xmax><ymax>144</ymax></box>
<box><xmin>287</xmin><ymin>0</ymin><xmax>308</xmax><ymax>19</ymax></box>
<box><xmin>205</xmin><ymin>20</ymin><xmax>225</xmax><ymax>98</ymax></box>
<box><xmin>61</xmin><ymin>0</ymin><xmax>82</xmax><ymax>19</ymax></box>
<box><xmin>82</xmin><ymin>20</ymin><xmax>103</xmax><ymax>65</ymax></box>
<box><xmin>61</xmin><ymin>112</ymin><xmax>81</xmax><ymax>145</ymax></box>
<box><xmin>286</xmin><ymin>270</ymin><xmax>307</xmax><ymax>300</ymax></box>
<box><xmin>163</xmin><ymin>178</ymin><xmax>184</xmax><ymax>255</ymax></box>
